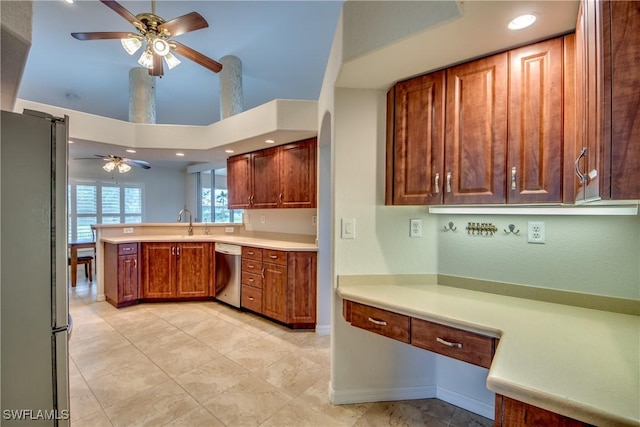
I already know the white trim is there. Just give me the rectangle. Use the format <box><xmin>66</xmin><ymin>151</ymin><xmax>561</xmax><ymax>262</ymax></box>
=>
<box><xmin>315</xmin><ymin>324</ymin><xmax>331</xmax><ymax>336</ymax></box>
<box><xmin>329</xmin><ymin>383</ymin><xmax>436</xmax><ymax>405</ymax></box>
<box><xmin>429</xmin><ymin>203</ymin><xmax>638</xmax><ymax>216</ymax></box>
<box><xmin>436</xmin><ymin>386</ymin><xmax>494</xmax><ymax>420</ymax></box>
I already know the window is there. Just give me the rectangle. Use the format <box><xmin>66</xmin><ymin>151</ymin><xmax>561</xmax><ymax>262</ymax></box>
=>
<box><xmin>68</xmin><ymin>179</ymin><xmax>144</xmax><ymax>241</ymax></box>
<box><xmin>197</xmin><ymin>169</ymin><xmax>242</xmax><ymax>223</ymax></box>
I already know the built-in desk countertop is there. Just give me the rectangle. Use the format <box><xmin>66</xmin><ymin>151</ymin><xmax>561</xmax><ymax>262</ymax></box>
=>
<box><xmin>337</xmin><ymin>280</ymin><xmax>640</xmax><ymax>427</ymax></box>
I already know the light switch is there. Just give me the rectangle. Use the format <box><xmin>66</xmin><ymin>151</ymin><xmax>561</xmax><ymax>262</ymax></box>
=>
<box><xmin>341</xmin><ymin>218</ymin><xmax>355</xmax><ymax>239</ymax></box>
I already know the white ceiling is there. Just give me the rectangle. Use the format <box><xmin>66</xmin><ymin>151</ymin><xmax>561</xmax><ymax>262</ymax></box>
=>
<box><xmin>15</xmin><ymin>0</ymin><xmax>580</xmax><ymax>170</ymax></box>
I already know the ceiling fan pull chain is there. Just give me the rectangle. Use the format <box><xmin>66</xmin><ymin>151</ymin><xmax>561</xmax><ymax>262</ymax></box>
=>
<box><xmin>151</xmin><ymin>0</ymin><xmax>156</xmax><ymax>16</ymax></box>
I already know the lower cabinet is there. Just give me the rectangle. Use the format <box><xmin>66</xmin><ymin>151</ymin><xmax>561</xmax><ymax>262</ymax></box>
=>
<box><xmin>494</xmin><ymin>395</ymin><xmax>592</xmax><ymax>427</ymax></box>
<box><xmin>104</xmin><ymin>242</ymin><xmax>139</xmax><ymax>307</ymax></box>
<box><xmin>141</xmin><ymin>242</ymin><xmax>212</xmax><ymax>300</ymax></box>
<box><xmin>241</xmin><ymin>246</ymin><xmax>316</xmax><ymax>328</ymax></box>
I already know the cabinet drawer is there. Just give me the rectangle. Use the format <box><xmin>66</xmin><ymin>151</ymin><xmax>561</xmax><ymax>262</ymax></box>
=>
<box><xmin>241</xmin><ymin>272</ymin><xmax>263</xmax><ymax>289</ymax></box>
<box><xmin>241</xmin><ymin>259</ymin><xmax>263</xmax><ymax>274</ymax></box>
<box><xmin>263</xmin><ymin>249</ymin><xmax>287</xmax><ymax>266</ymax></box>
<box><xmin>411</xmin><ymin>318</ymin><xmax>495</xmax><ymax>369</ymax></box>
<box><xmin>118</xmin><ymin>242</ymin><xmax>138</xmax><ymax>255</ymax></box>
<box><xmin>241</xmin><ymin>284</ymin><xmax>262</xmax><ymax>313</ymax></box>
<box><xmin>242</xmin><ymin>246</ymin><xmax>263</xmax><ymax>261</ymax></box>
<box><xmin>344</xmin><ymin>301</ymin><xmax>410</xmax><ymax>343</ymax></box>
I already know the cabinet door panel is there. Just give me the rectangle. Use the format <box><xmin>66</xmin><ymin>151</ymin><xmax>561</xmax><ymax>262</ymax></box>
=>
<box><xmin>445</xmin><ymin>53</ymin><xmax>508</xmax><ymax>204</ymax></box>
<box><xmin>142</xmin><ymin>243</ymin><xmax>175</xmax><ymax>298</ymax></box>
<box><xmin>252</xmin><ymin>147</ymin><xmax>280</xmax><ymax>209</ymax></box>
<box><xmin>391</xmin><ymin>72</ymin><xmax>445</xmax><ymax>205</ymax></box>
<box><xmin>176</xmin><ymin>243</ymin><xmax>210</xmax><ymax>298</ymax></box>
<box><xmin>118</xmin><ymin>254</ymin><xmax>138</xmax><ymax>303</ymax></box>
<box><xmin>496</xmin><ymin>395</ymin><xmax>589</xmax><ymax>426</ymax></box>
<box><xmin>508</xmin><ymin>38</ymin><xmax>564</xmax><ymax>203</ymax></box>
<box><xmin>280</xmin><ymin>138</ymin><xmax>317</xmax><ymax>208</ymax></box>
<box><xmin>227</xmin><ymin>154</ymin><xmax>252</xmax><ymax>209</ymax></box>
<box><xmin>287</xmin><ymin>252</ymin><xmax>316</xmax><ymax>325</ymax></box>
<box><xmin>263</xmin><ymin>262</ymin><xmax>287</xmax><ymax>323</ymax></box>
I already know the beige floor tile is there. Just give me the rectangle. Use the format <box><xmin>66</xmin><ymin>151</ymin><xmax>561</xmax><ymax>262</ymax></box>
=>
<box><xmin>295</xmin><ymin>377</ymin><xmax>372</xmax><ymax>425</ymax></box>
<box><xmin>174</xmin><ymin>357</ymin><xmax>251</xmax><ymax>404</ymax></box>
<box><xmin>162</xmin><ymin>406</ymin><xmax>224</xmax><ymax>426</ymax></box>
<box><xmin>203</xmin><ymin>376</ymin><xmax>292</xmax><ymax>427</ymax></box>
<box><xmin>72</xmin><ymin>409</ymin><xmax>114</xmax><ymax>427</ymax></box>
<box><xmin>73</xmin><ymin>343</ymin><xmax>149</xmax><ymax>381</ymax></box>
<box><xmin>261</xmin><ymin>399</ymin><xmax>348</xmax><ymax>427</ymax></box>
<box><xmin>405</xmin><ymin>398</ymin><xmax>457</xmax><ymax>423</ymax></box>
<box><xmin>128</xmin><ymin>326</ymin><xmax>195</xmax><ymax>354</ymax></box>
<box><xmin>104</xmin><ymin>380</ymin><xmax>199</xmax><ymax>427</ymax></box>
<box><xmin>70</xmin><ymin>332</ymin><xmax>132</xmax><ymax>362</ymax></box>
<box><xmin>225</xmin><ymin>336</ymin><xmax>293</xmax><ymax>372</ymax></box>
<box><xmin>87</xmin><ymin>359</ymin><xmax>171</xmax><ymax>408</ymax></box>
<box><xmin>70</xmin><ymin>374</ymin><xmax>103</xmax><ymax>421</ymax></box>
<box><xmin>257</xmin><ymin>353</ymin><xmax>325</xmax><ymax>397</ymax></box>
<box><xmin>449</xmin><ymin>406</ymin><xmax>493</xmax><ymax>427</ymax></box>
<box><xmin>191</xmin><ymin>323</ymin><xmax>259</xmax><ymax>355</ymax></box>
<box><xmin>143</xmin><ymin>337</ymin><xmax>222</xmax><ymax>377</ymax></box>
<box><xmin>354</xmin><ymin>401</ymin><xmax>449</xmax><ymax>427</ymax></box>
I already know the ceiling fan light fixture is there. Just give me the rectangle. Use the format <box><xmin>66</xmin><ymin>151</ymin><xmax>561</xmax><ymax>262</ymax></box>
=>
<box><xmin>163</xmin><ymin>52</ymin><xmax>181</xmax><ymax>70</ymax></box>
<box><xmin>152</xmin><ymin>38</ymin><xmax>170</xmax><ymax>56</ymax></box>
<box><xmin>103</xmin><ymin>161</ymin><xmax>116</xmax><ymax>172</ymax></box>
<box><xmin>137</xmin><ymin>48</ymin><xmax>154</xmax><ymax>69</ymax></box>
<box><xmin>117</xmin><ymin>163</ymin><xmax>132</xmax><ymax>173</ymax></box>
<box><xmin>121</xmin><ymin>37</ymin><xmax>142</xmax><ymax>55</ymax></box>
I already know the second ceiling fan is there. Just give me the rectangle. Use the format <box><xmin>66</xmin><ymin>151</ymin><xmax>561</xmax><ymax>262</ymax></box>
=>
<box><xmin>71</xmin><ymin>0</ymin><xmax>223</xmax><ymax>77</ymax></box>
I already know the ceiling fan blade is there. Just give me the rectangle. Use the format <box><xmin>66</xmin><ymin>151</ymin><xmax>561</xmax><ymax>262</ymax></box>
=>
<box><xmin>71</xmin><ymin>32</ymin><xmax>133</xmax><ymax>41</ymax></box>
<box><xmin>99</xmin><ymin>0</ymin><xmax>146</xmax><ymax>31</ymax></box>
<box><xmin>125</xmin><ymin>159</ymin><xmax>151</xmax><ymax>169</ymax></box>
<box><xmin>158</xmin><ymin>12</ymin><xmax>208</xmax><ymax>37</ymax></box>
<box><xmin>150</xmin><ymin>54</ymin><xmax>164</xmax><ymax>77</ymax></box>
<box><xmin>171</xmin><ymin>41</ymin><xmax>223</xmax><ymax>73</ymax></box>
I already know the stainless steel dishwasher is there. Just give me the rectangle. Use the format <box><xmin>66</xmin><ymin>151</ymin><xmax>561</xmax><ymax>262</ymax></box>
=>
<box><xmin>214</xmin><ymin>243</ymin><xmax>242</xmax><ymax>308</ymax></box>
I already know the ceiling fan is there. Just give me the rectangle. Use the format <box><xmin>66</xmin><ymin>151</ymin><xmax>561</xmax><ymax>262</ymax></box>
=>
<box><xmin>71</xmin><ymin>0</ymin><xmax>223</xmax><ymax>77</ymax></box>
<box><xmin>75</xmin><ymin>155</ymin><xmax>151</xmax><ymax>174</ymax></box>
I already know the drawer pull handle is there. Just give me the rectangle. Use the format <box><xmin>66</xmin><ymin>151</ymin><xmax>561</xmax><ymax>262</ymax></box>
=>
<box><xmin>248</xmin><ymin>297</ymin><xmax>254</xmax><ymax>301</ymax></box>
<box><xmin>269</xmin><ymin>255</ymin><xmax>278</xmax><ymax>259</ymax></box>
<box><xmin>367</xmin><ymin>317</ymin><xmax>388</xmax><ymax>326</ymax></box>
<box><xmin>248</xmin><ymin>251</ymin><xmax>255</xmax><ymax>255</ymax></box>
<box><xmin>248</xmin><ymin>278</ymin><xmax>254</xmax><ymax>282</ymax></box>
<box><xmin>436</xmin><ymin>337</ymin><xmax>463</xmax><ymax>349</ymax></box>
<box><xmin>248</xmin><ymin>264</ymin><xmax>254</xmax><ymax>268</ymax></box>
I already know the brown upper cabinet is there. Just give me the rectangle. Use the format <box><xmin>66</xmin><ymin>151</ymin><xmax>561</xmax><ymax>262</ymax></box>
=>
<box><xmin>228</xmin><ymin>137</ymin><xmax>317</xmax><ymax>209</ymax></box>
<box><xmin>574</xmin><ymin>0</ymin><xmax>640</xmax><ymax>202</ymax></box>
<box><xmin>386</xmin><ymin>35</ymin><xmax>573</xmax><ymax>205</ymax></box>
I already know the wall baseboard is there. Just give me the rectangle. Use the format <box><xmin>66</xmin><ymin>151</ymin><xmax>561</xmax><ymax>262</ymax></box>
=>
<box><xmin>436</xmin><ymin>386</ymin><xmax>494</xmax><ymax>420</ymax></box>
<box><xmin>328</xmin><ymin>382</ymin><xmax>494</xmax><ymax>420</ymax></box>
<box><xmin>315</xmin><ymin>324</ymin><xmax>331</xmax><ymax>336</ymax></box>
<box><xmin>329</xmin><ymin>382</ymin><xmax>436</xmax><ymax>405</ymax></box>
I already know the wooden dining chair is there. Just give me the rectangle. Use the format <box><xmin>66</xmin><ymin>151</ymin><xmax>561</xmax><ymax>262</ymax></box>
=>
<box><xmin>69</xmin><ymin>255</ymin><xmax>93</xmax><ymax>282</ymax></box>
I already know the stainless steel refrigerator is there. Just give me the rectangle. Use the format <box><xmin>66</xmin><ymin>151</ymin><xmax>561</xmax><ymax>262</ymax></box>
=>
<box><xmin>1</xmin><ymin>109</ymin><xmax>71</xmax><ymax>426</ymax></box>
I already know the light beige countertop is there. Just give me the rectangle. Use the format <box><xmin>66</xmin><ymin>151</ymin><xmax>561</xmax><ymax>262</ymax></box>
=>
<box><xmin>337</xmin><ymin>280</ymin><xmax>640</xmax><ymax>427</ymax></box>
<box><xmin>100</xmin><ymin>234</ymin><xmax>318</xmax><ymax>252</ymax></box>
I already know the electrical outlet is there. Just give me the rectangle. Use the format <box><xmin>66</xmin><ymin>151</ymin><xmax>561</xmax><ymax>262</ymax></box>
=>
<box><xmin>225</xmin><ymin>227</ymin><xmax>234</xmax><ymax>233</ymax></box>
<box><xmin>410</xmin><ymin>219</ymin><xmax>422</xmax><ymax>238</ymax></box>
<box><xmin>527</xmin><ymin>221</ymin><xmax>545</xmax><ymax>244</ymax></box>
<box><xmin>260</xmin><ymin>215</ymin><xmax>266</xmax><ymax>224</ymax></box>
<box><xmin>312</xmin><ymin>215</ymin><xmax>317</xmax><ymax>225</ymax></box>
<box><xmin>123</xmin><ymin>227</ymin><xmax>133</xmax><ymax>234</ymax></box>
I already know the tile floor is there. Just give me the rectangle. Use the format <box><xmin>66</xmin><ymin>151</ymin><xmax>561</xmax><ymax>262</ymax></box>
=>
<box><xmin>69</xmin><ymin>276</ymin><xmax>493</xmax><ymax>427</ymax></box>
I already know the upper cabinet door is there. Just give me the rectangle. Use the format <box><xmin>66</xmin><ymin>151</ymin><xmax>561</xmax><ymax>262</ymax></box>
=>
<box><xmin>507</xmin><ymin>37</ymin><xmax>564</xmax><ymax>204</ymax></box>
<box><xmin>279</xmin><ymin>138</ymin><xmax>317</xmax><ymax>208</ymax></box>
<box><xmin>389</xmin><ymin>71</ymin><xmax>445</xmax><ymax>205</ymax></box>
<box><xmin>251</xmin><ymin>146</ymin><xmax>281</xmax><ymax>209</ymax></box>
<box><xmin>445</xmin><ymin>53</ymin><xmax>508</xmax><ymax>204</ymax></box>
<box><xmin>227</xmin><ymin>153</ymin><xmax>253</xmax><ymax>209</ymax></box>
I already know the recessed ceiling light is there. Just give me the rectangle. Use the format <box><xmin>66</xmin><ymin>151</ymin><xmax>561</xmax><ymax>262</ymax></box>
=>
<box><xmin>265</xmin><ymin>139</ymin><xmax>275</xmax><ymax>144</ymax></box>
<box><xmin>508</xmin><ymin>14</ymin><xmax>537</xmax><ymax>30</ymax></box>
<box><xmin>126</xmin><ymin>149</ymin><xmax>136</xmax><ymax>153</ymax></box>
<box><xmin>176</xmin><ymin>153</ymin><xmax>185</xmax><ymax>157</ymax></box>
<box><xmin>64</xmin><ymin>0</ymin><xmax>74</xmax><ymax>4</ymax></box>
<box><xmin>68</xmin><ymin>140</ymin><xmax>74</xmax><ymax>144</ymax></box>
<box><xmin>225</xmin><ymin>150</ymin><xmax>234</xmax><ymax>154</ymax></box>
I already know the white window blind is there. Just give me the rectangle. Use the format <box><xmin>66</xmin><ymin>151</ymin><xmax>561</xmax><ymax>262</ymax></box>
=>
<box><xmin>68</xmin><ymin>179</ymin><xmax>144</xmax><ymax>241</ymax></box>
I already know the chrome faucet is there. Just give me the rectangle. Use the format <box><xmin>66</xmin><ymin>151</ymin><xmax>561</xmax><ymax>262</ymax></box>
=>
<box><xmin>204</xmin><ymin>220</ymin><xmax>210</xmax><ymax>235</ymax></box>
<box><xmin>177</xmin><ymin>207</ymin><xmax>193</xmax><ymax>236</ymax></box>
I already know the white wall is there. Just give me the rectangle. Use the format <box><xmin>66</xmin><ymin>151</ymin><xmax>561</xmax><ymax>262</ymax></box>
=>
<box><xmin>69</xmin><ymin>158</ymin><xmax>187</xmax><ymax>223</ymax></box>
